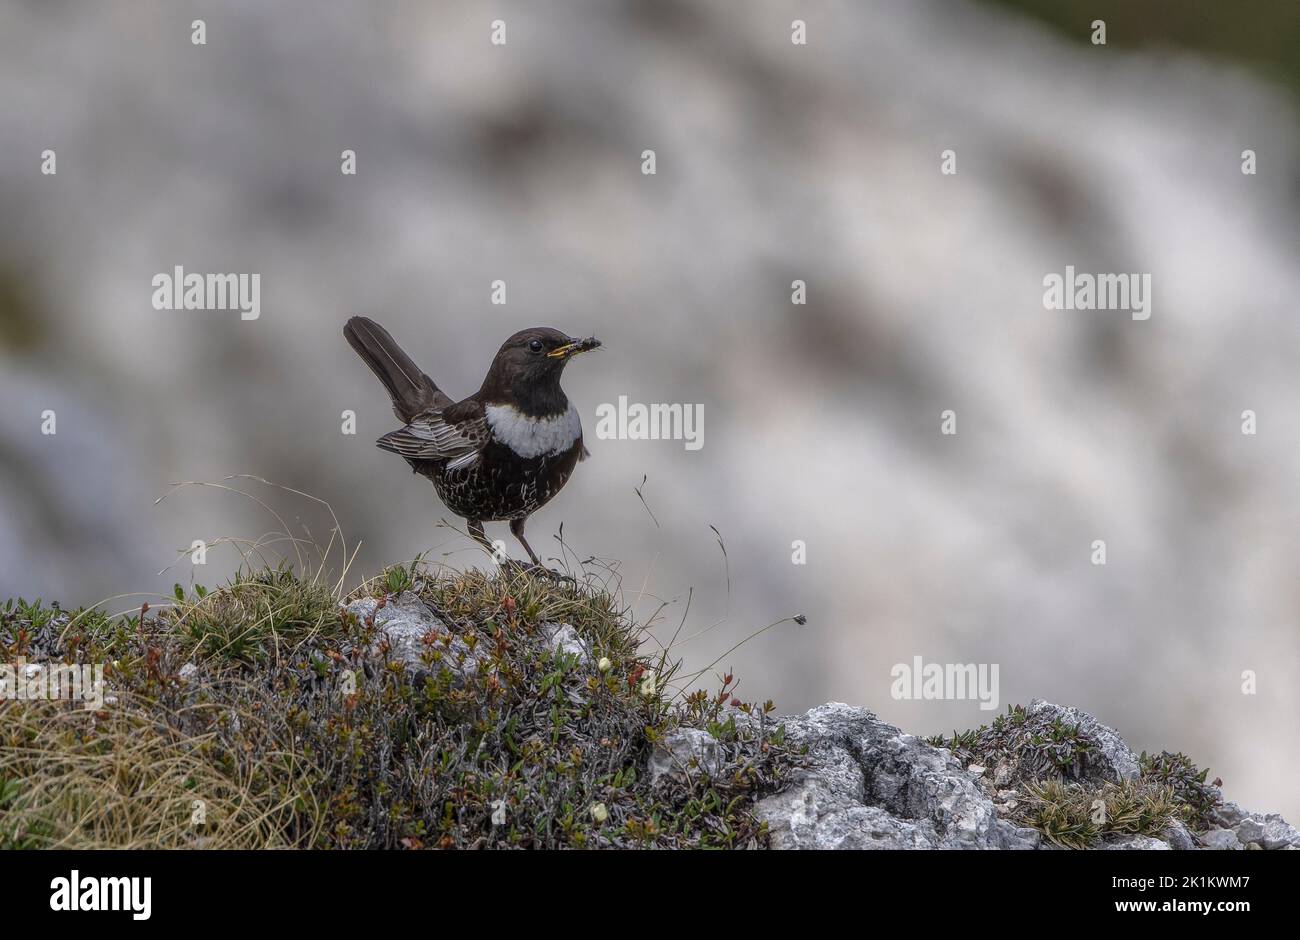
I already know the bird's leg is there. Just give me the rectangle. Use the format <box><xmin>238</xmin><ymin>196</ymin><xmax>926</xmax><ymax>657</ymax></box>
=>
<box><xmin>510</xmin><ymin>517</ymin><xmax>574</xmax><ymax>582</ymax></box>
<box><xmin>472</xmin><ymin>517</ymin><xmax>529</xmax><ymax>577</ymax></box>
<box><xmin>467</xmin><ymin>519</ymin><xmax>493</xmax><ymax>554</ymax></box>
<box><xmin>509</xmin><ymin>517</ymin><xmax>542</xmax><ymax>566</ymax></box>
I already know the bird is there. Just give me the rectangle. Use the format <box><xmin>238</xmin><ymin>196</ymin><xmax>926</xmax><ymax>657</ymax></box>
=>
<box><xmin>343</xmin><ymin>316</ymin><xmax>600</xmax><ymax>571</ymax></box>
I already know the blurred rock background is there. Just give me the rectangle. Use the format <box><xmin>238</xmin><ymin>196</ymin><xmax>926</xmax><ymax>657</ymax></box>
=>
<box><xmin>2</xmin><ymin>0</ymin><xmax>1298</xmax><ymax>818</ymax></box>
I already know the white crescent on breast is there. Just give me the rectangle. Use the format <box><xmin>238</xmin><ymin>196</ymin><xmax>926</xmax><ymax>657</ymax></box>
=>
<box><xmin>484</xmin><ymin>402</ymin><xmax>582</xmax><ymax>458</ymax></box>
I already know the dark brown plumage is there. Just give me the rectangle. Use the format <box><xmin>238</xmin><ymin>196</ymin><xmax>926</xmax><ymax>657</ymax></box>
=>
<box><xmin>344</xmin><ymin>316</ymin><xmax>599</xmax><ymax>567</ymax></box>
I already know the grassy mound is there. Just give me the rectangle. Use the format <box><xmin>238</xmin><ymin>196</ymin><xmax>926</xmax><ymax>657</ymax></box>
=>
<box><xmin>0</xmin><ymin>562</ymin><xmax>800</xmax><ymax>849</ymax></box>
<box><xmin>927</xmin><ymin>704</ymin><xmax>1221</xmax><ymax>848</ymax></box>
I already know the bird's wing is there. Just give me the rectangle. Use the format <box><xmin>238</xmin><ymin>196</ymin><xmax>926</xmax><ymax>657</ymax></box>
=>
<box><xmin>376</xmin><ymin>400</ymin><xmax>489</xmax><ymax>469</ymax></box>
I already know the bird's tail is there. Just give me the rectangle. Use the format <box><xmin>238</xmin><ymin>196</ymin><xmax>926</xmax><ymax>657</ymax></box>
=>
<box><xmin>343</xmin><ymin>316</ymin><xmax>448</xmax><ymax>423</ymax></box>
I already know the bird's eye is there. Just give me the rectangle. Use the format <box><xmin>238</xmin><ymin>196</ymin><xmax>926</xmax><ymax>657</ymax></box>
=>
<box><xmin>529</xmin><ymin>340</ymin><xmax>544</xmax><ymax>353</ymax></box>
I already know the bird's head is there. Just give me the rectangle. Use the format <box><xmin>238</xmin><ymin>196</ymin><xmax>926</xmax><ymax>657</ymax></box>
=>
<box><xmin>482</xmin><ymin>327</ymin><xmax>601</xmax><ymax>406</ymax></box>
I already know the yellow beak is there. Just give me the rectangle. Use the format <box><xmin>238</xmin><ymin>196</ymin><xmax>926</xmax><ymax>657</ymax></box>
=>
<box><xmin>547</xmin><ymin>337</ymin><xmax>601</xmax><ymax>358</ymax></box>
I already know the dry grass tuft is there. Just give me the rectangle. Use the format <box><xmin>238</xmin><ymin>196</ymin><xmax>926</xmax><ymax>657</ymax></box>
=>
<box><xmin>0</xmin><ymin>700</ymin><xmax>311</xmax><ymax>849</ymax></box>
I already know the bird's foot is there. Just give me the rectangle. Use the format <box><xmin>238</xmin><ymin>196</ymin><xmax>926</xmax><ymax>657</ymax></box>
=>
<box><xmin>499</xmin><ymin>559</ymin><xmax>576</xmax><ymax>583</ymax></box>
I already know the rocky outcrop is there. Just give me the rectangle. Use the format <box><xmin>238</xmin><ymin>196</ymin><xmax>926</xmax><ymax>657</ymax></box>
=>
<box><xmin>732</xmin><ymin>701</ymin><xmax>1296</xmax><ymax>850</ymax></box>
<box><xmin>747</xmin><ymin>703</ymin><xmax>1042</xmax><ymax>849</ymax></box>
<box><xmin>648</xmin><ymin>727</ymin><xmax>725</xmax><ymax>787</ymax></box>
<box><xmin>1209</xmin><ymin>804</ymin><xmax>1299</xmax><ymax>850</ymax></box>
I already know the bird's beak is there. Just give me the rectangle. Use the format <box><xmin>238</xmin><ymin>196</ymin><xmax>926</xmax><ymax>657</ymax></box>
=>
<box><xmin>548</xmin><ymin>337</ymin><xmax>601</xmax><ymax>359</ymax></box>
